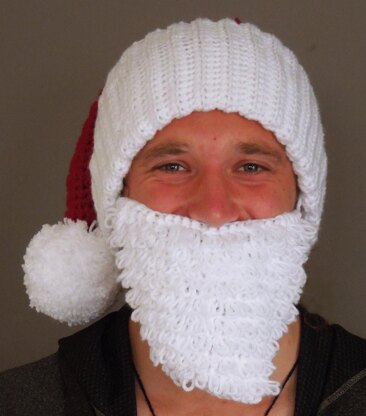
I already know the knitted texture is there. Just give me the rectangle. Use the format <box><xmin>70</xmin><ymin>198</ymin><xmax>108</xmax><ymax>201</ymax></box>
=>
<box><xmin>107</xmin><ymin>198</ymin><xmax>317</xmax><ymax>403</ymax></box>
<box><xmin>91</xmin><ymin>18</ymin><xmax>326</xmax><ymax>233</ymax></box>
<box><xmin>22</xmin><ymin>98</ymin><xmax>121</xmax><ymax>325</ymax></box>
<box><xmin>23</xmin><ymin>18</ymin><xmax>327</xmax><ymax>326</ymax></box>
<box><xmin>65</xmin><ymin>100</ymin><xmax>98</xmax><ymax>226</ymax></box>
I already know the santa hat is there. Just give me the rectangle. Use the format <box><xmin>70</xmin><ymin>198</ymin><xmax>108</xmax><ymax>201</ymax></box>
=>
<box><xmin>23</xmin><ymin>18</ymin><xmax>327</xmax><ymax>325</ymax></box>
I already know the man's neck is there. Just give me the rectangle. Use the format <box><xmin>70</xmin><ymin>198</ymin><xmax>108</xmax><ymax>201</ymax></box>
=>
<box><xmin>129</xmin><ymin>316</ymin><xmax>301</xmax><ymax>416</ymax></box>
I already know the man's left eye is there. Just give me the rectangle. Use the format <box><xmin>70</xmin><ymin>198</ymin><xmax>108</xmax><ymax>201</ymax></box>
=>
<box><xmin>240</xmin><ymin>163</ymin><xmax>264</xmax><ymax>173</ymax></box>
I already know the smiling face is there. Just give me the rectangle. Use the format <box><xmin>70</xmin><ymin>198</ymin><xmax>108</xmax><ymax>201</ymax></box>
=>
<box><xmin>123</xmin><ymin>110</ymin><xmax>297</xmax><ymax>227</ymax></box>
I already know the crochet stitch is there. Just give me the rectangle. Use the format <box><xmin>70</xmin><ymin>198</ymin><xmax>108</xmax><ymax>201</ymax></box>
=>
<box><xmin>107</xmin><ymin>197</ymin><xmax>317</xmax><ymax>403</ymax></box>
<box><xmin>65</xmin><ymin>100</ymin><xmax>98</xmax><ymax>226</ymax></box>
<box><xmin>23</xmin><ymin>18</ymin><xmax>327</xmax><ymax>326</ymax></box>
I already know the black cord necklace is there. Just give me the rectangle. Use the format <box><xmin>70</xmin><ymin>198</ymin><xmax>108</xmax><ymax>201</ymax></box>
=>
<box><xmin>133</xmin><ymin>358</ymin><xmax>298</xmax><ymax>416</ymax></box>
<box><xmin>263</xmin><ymin>358</ymin><xmax>298</xmax><ymax>415</ymax></box>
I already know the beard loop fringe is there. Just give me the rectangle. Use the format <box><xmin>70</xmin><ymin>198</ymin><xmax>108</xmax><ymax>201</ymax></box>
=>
<box><xmin>107</xmin><ymin>197</ymin><xmax>317</xmax><ymax>404</ymax></box>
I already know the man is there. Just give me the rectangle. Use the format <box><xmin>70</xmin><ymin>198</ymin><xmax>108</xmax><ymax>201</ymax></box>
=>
<box><xmin>1</xmin><ymin>18</ymin><xmax>366</xmax><ymax>415</ymax></box>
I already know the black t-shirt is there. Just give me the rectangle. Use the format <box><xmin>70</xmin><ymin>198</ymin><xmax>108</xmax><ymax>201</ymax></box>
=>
<box><xmin>1</xmin><ymin>305</ymin><xmax>366</xmax><ymax>415</ymax></box>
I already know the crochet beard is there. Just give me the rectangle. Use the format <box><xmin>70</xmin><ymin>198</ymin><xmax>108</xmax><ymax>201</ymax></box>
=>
<box><xmin>108</xmin><ymin>197</ymin><xmax>317</xmax><ymax>404</ymax></box>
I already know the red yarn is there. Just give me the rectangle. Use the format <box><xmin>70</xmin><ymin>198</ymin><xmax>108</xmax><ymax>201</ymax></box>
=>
<box><xmin>65</xmin><ymin>100</ymin><xmax>98</xmax><ymax>226</ymax></box>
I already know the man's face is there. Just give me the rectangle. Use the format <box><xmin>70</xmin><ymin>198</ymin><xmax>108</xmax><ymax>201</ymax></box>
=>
<box><xmin>124</xmin><ymin>110</ymin><xmax>297</xmax><ymax>227</ymax></box>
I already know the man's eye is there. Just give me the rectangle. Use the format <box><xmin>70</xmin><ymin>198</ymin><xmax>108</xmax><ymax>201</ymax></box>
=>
<box><xmin>158</xmin><ymin>163</ymin><xmax>185</xmax><ymax>172</ymax></box>
<box><xmin>240</xmin><ymin>163</ymin><xmax>264</xmax><ymax>173</ymax></box>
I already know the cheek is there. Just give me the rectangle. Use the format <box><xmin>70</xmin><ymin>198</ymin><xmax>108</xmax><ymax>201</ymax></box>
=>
<box><xmin>248</xmin><ymin>168</ymin><xmax>297</xmax><ymax>217</ymax></box>
<box><xmin>269</xmin><ymin>179</ymin><xmax>298</xmax><ymax>215</ymax></box>
<box><xmin>125</xmin><ymin>179</ymin><xmax>186</xmax><ymax>214</ymax></box>
<box><xmin>283</xmin><ymin>173</ymin><xmax>298</xmax><ymax>211</ymax></box>
<box><xmin>238</xmin><ymin>183</ymin><xmax>297</xmax><ymax>219</ymax></box>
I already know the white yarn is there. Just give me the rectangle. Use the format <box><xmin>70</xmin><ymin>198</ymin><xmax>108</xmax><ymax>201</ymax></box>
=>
<box><xmin>23</xmin><ymin>18</ymin><xmax>327</xmax><ymax>330</ymax></box>
<box><xmin>107</xmin><ymin>198</ymin><xmax>317</xmax><ymax>404</ymax></box>
<box><xmin>23</xmin><ymin>220</ymin><xmax>119</xmax><ymax>325</ymax></box>
<box><xmin>91</xmin><ymin>18</ymin><xmax>327</xmax><ymax>236</ymax></box>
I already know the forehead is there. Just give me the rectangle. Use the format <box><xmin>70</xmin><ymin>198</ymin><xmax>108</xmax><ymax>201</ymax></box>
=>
<box><xmin>134</xmin><ymin>110</ymin><xmax>289</xmax><ymax>161</ymax></box>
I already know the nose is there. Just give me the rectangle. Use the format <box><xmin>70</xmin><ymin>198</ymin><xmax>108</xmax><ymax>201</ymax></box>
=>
<box><xmin>186</xmin><ymin>174</ymin><xmax>244</xmax><ymax>227</ymax></box>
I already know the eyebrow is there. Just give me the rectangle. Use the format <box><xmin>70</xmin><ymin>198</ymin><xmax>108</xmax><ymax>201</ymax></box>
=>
<box><xmin>236</xmin><ymin>142</ymin><xmax>283</xmax><ymax>162</ymax></box>
<box><xmin>140</xmin><ymin>140</ymin><xmax>284</xmax><ymax>162</ymax></box>
<box><xmin>141</xmin><ymin>141</ymin><xmax>189</xmax><ymax>160</ymax></box>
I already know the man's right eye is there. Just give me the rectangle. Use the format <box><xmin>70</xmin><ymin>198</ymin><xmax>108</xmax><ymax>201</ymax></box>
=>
<box><xmin>157</xmin><ymin>163</ymin><xmax>185</xmax><ymax>172</ymax></box>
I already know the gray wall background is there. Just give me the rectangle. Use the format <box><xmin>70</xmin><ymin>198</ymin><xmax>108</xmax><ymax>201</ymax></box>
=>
<box><xmin>1</xmin><ymin>0</ymin><xmax>365</xmax><ymax>371</ymax></box>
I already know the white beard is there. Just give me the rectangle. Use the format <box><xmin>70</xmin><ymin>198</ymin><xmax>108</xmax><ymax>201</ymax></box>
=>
<box><xmin>107</xmin><ymin>197</ymin><xmax>317</xmax><ymax>404</ymax></box>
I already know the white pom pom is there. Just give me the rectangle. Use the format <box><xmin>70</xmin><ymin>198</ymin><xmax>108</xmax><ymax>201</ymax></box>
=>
<box><xmin>23</xmin><ymin>219</ymin><xmax>120</xmax><ymax>325</ymax></box>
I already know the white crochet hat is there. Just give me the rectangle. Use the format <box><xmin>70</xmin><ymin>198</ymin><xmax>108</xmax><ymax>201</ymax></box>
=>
<box><xmin>23</xmin><ymin>18</ymin><xmax>327</xmax><ymax>325</ymax></box>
